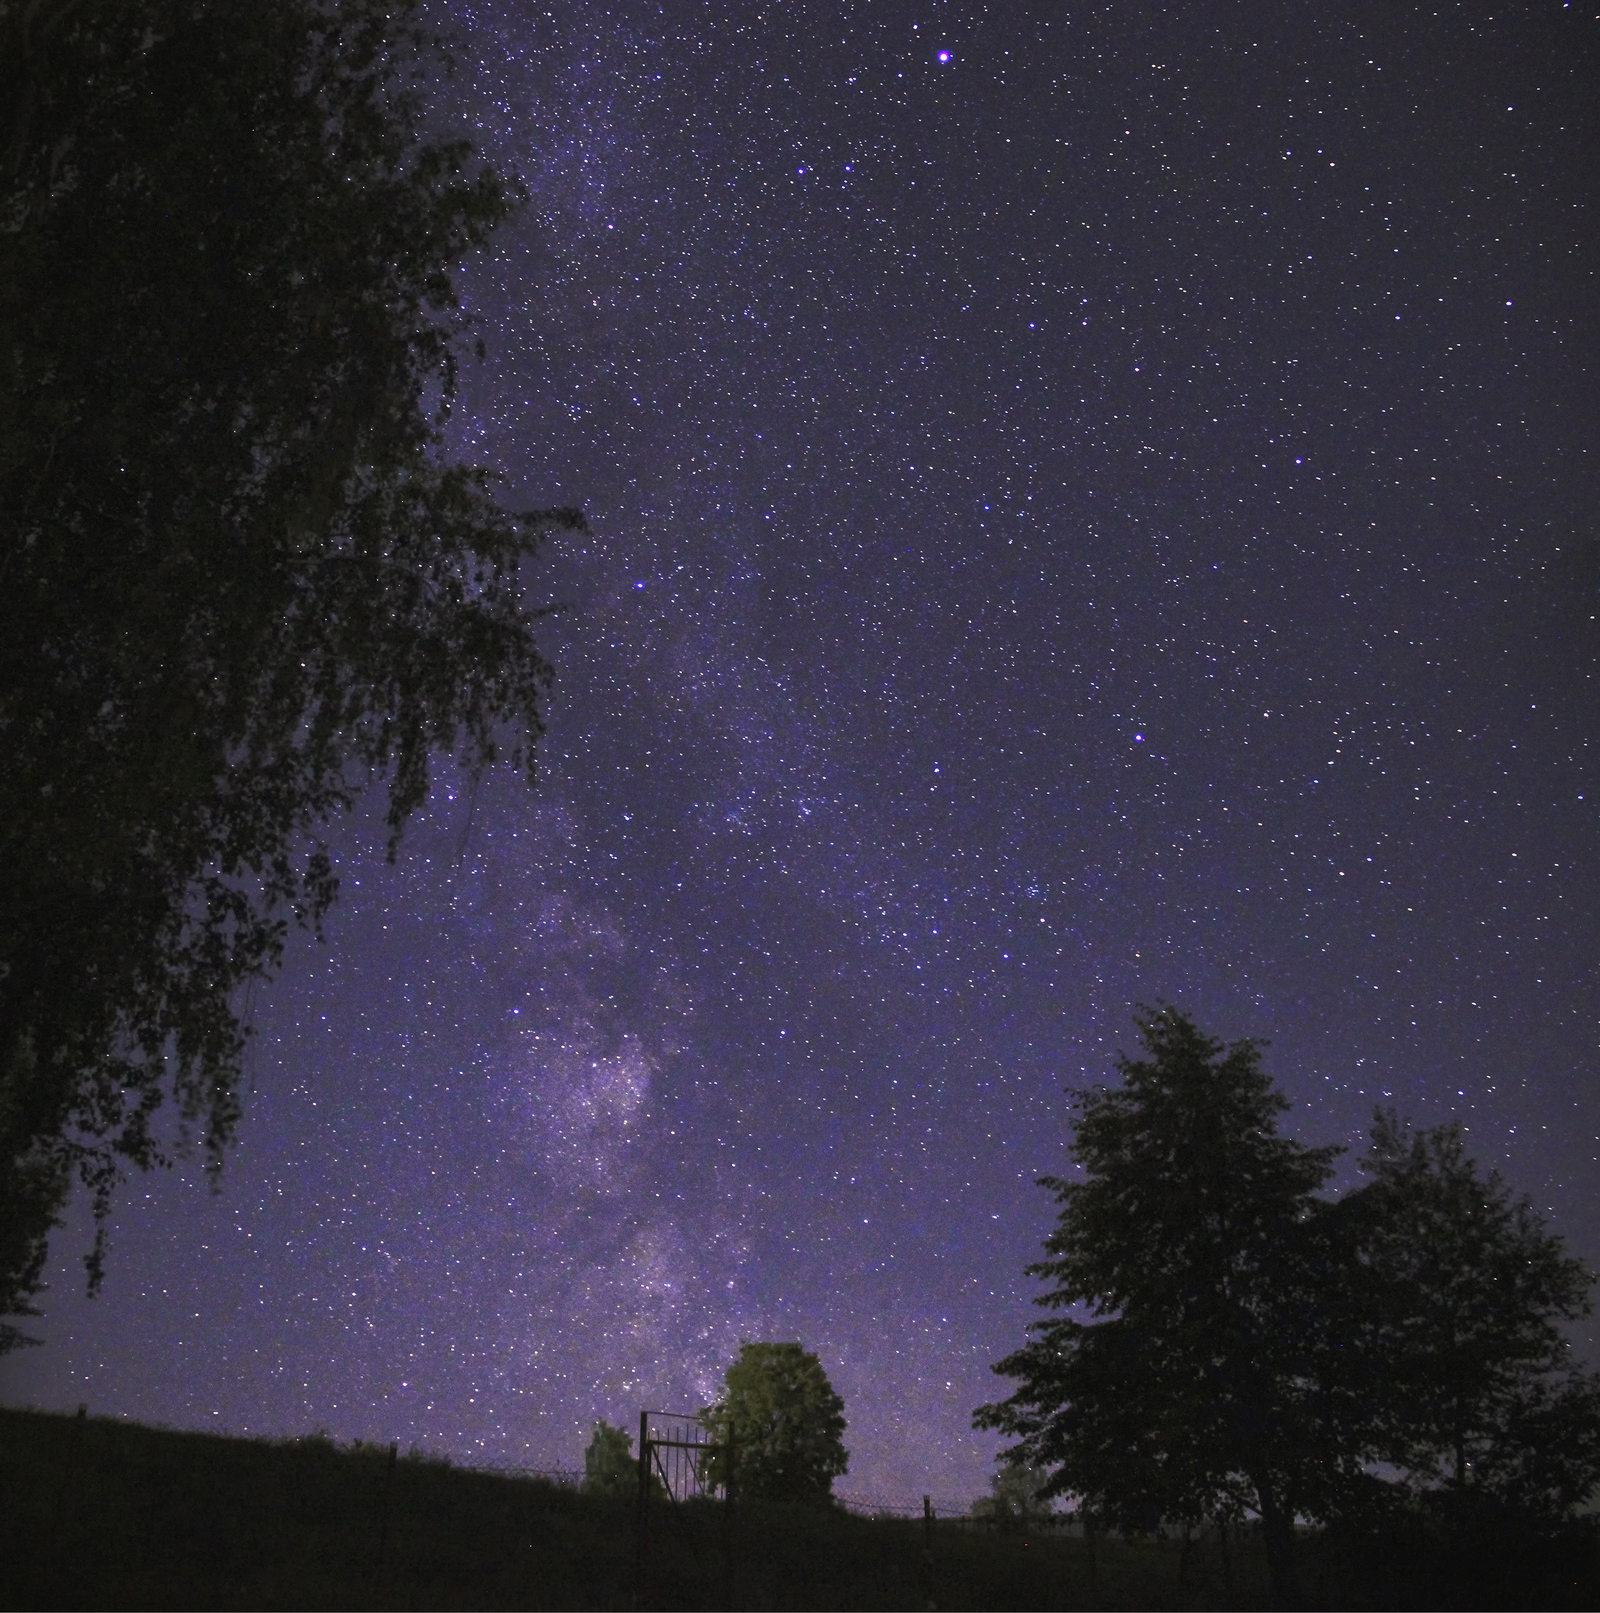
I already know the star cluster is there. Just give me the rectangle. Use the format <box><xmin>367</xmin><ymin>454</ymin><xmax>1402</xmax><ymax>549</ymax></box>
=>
<box><xmin>4</xmin><ymin>0</ymin><xmax>1595</xmax><ymax>1503</ymax></box>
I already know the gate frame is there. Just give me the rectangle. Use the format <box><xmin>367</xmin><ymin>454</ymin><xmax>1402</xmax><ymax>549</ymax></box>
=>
<box><xmin>632</xmin><ymin>1408</ymin><xmax>736</xmax><ymax>1609</ymax></box>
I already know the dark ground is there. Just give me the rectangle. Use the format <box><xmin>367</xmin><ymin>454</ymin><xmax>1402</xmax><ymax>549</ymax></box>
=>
<box><xmin>2</xmin><ymin>1407</ymin><xmax>1595</xmax><ymax>1609</ymax></box>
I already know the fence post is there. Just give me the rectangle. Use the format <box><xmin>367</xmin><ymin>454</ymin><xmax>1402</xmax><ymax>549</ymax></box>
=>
<box><xmin>374</xmin><ymin>1441</ymin><xmax>398</xmax><ymax>1585</ymax></box>
<box><xmin>633</xmin><ymin>1409</ymin><xmax>650</xmax><ymax>1610</ymax></box>
<box><xmin>721</xmin><ymin>1430</ymin><xmax>736</xmax><ymax>1612</ymax></box>
<box><xmin>923</xmin><ymin>1494</ymin><xmax>937</xmax><ymax>1611</ymax></box>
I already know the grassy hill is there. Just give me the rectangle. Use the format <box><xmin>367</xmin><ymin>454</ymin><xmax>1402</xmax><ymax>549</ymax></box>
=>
<box><xmin>2</xmin><ymin>1405</ymin><xmax>1595</xmax><ymax>1609</ymax></box>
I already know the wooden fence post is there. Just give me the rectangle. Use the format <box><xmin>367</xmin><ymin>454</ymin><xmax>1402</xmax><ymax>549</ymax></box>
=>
<box><xmin>374</xmin><ymin>1441</ymin><xmax>398</xmax><ymax>1585</ymax></box>
<box><xmin>923</xmin><ymin>1494</ymin><xmax>936</xmax><ymax>1611</ymax></box>
<box><xmin>721</xmin><ymin>1430</ymin><xmax>736</xmax><ymax>1612</ymax></box>
<box><xmin>633</xmin><ymin>1410</ymin><xmax>650</xmax><ymax>1610</ymax></box>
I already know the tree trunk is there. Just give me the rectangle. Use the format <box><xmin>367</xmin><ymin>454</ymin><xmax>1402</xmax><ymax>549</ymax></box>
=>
<box><xmin>1254</xmin><ymin>1477</ymin><xmax>1301</xmax><ymax>1608</ymax></box>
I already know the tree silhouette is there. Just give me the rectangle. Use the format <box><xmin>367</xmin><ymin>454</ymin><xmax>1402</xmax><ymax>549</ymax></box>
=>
<box><xmin>978</xmin><ymin>1008</ymin><xmax>1600</xmax><ymax>1601</ymax></box>
<box><xmin>583</xmin><ymin>1420</ymin><xmax>661</xmax><ymax>1499</ymax></box>
<box><xmin>970</xmin><ymin>1460</ymin><xmax>1056</xmax><ymax>1529</ymax></box>
<box><xmin>1340</xmin><ymin>1112</ymin><xmax>1600</xmax><ymax>1524</ymax></box>
<box><xmin>975</xmin><ymin>1006</ymin><xmax>1353</xmax><ymax>1603</ymax></box>
<box><xmin>0</xmin><ymin>0</ymin><xmax>580</xmax><ymax>1339</ymax></box>
<box><xmin>701</xmin><ymin>1342</ymin><xmax>849</xmax><ymax>1506</ymax></box>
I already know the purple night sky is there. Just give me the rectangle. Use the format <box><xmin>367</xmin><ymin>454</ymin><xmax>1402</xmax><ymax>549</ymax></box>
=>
<box><xmin>3</xmin><ymin>0</ymin><xmax>1596</xmax><ymax>1506</ymax></box>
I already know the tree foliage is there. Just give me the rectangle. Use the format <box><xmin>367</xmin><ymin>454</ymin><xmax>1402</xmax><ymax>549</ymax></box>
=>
<box><xmin>1339</xmin><ymin>1112</ymin><xmax>1600</xmax><ymax>1523</ymax></box>
<box><xmin>582</xmin><ymin>1421</ymin><xmax>634</xmax><ymax>1497</ymax></box>
<box><xmin>582</xmin><ymin>1420</ymin><xmax>647</xmax><ymax>1499</ymax></box>
<box><xmin>977</xmin><ymin>1007</ymin><xmax>1600</xmax><ymax>1603</ymax></box>
<box><xmin>974</xmin><ymin>1007</ymin><xmax>1346</xmax><ymax>1597</ymax></box>
<box><xmin>701</xmin><ymin>1341</ymin><xmax>849</xmax><ymax>1506</ymax></box>
<box><xmin>0</xmin><ymin>0</ymin><xmax>581</xmax><ymax>1339</ymax></box>
<box><xmin>969</xmin><ymin>1460</ymin><xmax>1055</xmax><ymax>1529</ymax></box>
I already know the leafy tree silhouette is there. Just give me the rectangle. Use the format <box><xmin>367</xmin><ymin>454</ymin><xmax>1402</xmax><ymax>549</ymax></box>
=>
<box><xmin>978</xmin><ymin>1007</ymin><xmax>1600</xmax><ymax>1603</ymax></box>
<box><xmin>583</xmin><ymin>1420</ymin><xmax>664</xmax><ymax>1500</ymax></box>
<box><xmin>1339</xmin><ymin>1112</ymin><xmax>1600</xmax><ymax>1525</ymax></box>
<box><xmin>976</xmin><ymin>1006</ymin><xmax>1356</xmax><ymax>1603</ymax></box>
<box><xmin>0</xmin><ymin>0</ymin><xmax>581</xmax><ymax>1340</ymax></box>
<box><xmin>970</xmin><ymin>1460</ymin><xmax>1056</xmax><ymax>1529</ymax></box>
<box><xmin>701</xmin><ymin>1342</ymin><xmax>849</xmax><ymax>1506</ymax></box>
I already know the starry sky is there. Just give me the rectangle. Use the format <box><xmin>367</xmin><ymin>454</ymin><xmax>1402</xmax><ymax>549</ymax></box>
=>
<box><xmin>4</xmin><ymin>0</ymin><xmax>1597</xmax><ymax>1505</ymax></box>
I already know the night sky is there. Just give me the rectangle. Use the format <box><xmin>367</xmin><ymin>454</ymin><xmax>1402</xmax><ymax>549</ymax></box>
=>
<box><xmin>3</xmin><ymin>0</ymin><xmax>1596</xmax><ymax>1506</ymax></box>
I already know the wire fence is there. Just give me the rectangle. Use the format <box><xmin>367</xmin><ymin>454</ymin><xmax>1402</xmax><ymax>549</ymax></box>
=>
<box><xmin>450</xmin><ymin>1417</ymin><xmax>1061</xmax><ymax>1605</ymax></box>
<box><xmin>450</xmin><ymin>1465</ymin><xmax>1068</xmax><ymax>1529</ymax></box>
<box><xmin>834</xmin><ymin>1491</ymin><xmax>1082</xmax><ymax>1530</ymax></box>
<box><xmin>454</xmin><ymin>1459</ymin><xmax>584</xmax><ymax>1487</ymax></box>
<box><xmin>447</xmin><ymin>1461</ymin><xmax>1079</xmax><ymax>1533</ymax></box>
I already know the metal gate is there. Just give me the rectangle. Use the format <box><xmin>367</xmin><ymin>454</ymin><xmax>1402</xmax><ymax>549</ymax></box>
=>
<box><xmin>633</xmin><ymin>1409</ymin><xmax>735</xmax><ymax>1608</ymax></box>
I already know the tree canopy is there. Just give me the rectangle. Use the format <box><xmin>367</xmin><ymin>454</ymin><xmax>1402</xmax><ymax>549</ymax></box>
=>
<box><xmin>974</xmin><ymin>1007</ymin><xmax>1347</xmax><ymax>1597</ymax></box>
<box><xmin>1338</xmin><ymin>1112</ymin><xmax>1600</xmax><ymax>1524</ymax></box>
<box><xmin>0</xmin><ymin>0</ymin><xmax>580</xmax><ymax>1341</ymax></box>
<box><xmin>582</xmin><ymin>1421</ymin><xmax>634</xmax><ymax>1497</ymax></box>
<box><xmin>583</xmin><ymin>1420</ymin><xmax>652</xmax><ymax>1500</ymax></box>
<box><xmin>701</xmin><ymin>1341</ymin><xmax>849</xmax><ymax>1506</ymax></box>
<box><xmin>976</xmin><ymin>1006</ymin><xmax>1600</xmax><ymax>1604</ymax></box>
<box><xmin>969</xmin><ymin>1460</ymin><xmax>1056</xmax><ymax>1529</ymax></box>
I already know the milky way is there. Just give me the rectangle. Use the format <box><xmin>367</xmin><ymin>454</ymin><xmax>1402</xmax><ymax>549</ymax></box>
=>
<box><xmin>4</xmin><ymin>0</ymin><xmax>1595</xmax><ymax>1504</ymax></box>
